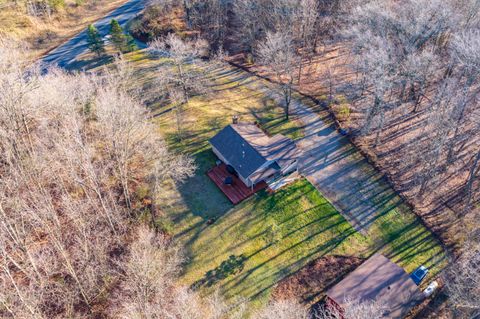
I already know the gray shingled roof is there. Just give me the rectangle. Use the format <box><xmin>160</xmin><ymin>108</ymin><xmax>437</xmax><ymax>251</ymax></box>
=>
<box><xmin>209</xmin><ymin>123</ymin><xmax>300</xmax><ymax>181</ymax></box>
<box><xmin>326</xmin><ymin>254</ymin><xmax>423</xmax><ymax>319</ymax></box>
<box><xmin>209</xmin><ymin>124</ymin><xmax>268</xmax><ymax>180</ymax></box>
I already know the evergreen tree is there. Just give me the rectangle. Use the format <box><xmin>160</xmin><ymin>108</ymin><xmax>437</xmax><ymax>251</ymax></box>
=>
<box><xmin>126</xmin><ymin>34</ymin><xmax>138</xmax><ymax>53</ymax></box>
<box><xmin>109</xmin><ymin>19</ymin><xmax>125</xmax><ymax>51</ymax></box>
<box><xmin>86</xmin><ymin>24</ymin><xmax>105</xmax><ymax>56</ymax></box>
<box><xmin>109</xmin><ymin>19</ymin><xmax>137</xmax><ymax>53</ymax></box>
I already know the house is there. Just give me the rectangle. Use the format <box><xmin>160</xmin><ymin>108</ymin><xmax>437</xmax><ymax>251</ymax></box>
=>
<box><xmin>209</xmin><ymin>121</ymin><xmax>301</xmax><ymax>188</ymax></box>
<box><xmin>326</xmin><ymin>254</ymin><xmax>424</xmax><ymax>319</ymax></box>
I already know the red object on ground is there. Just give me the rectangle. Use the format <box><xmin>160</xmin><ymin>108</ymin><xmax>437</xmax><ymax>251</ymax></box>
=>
<box><xmin>326</xmin><ymin>297</ymin><xmax>345</xmax><ymax>319</ymax></box>
<box><xmin>207</xmin><ymin>164</ymin><xmax>267</xmax><ymax>204</ymax></box>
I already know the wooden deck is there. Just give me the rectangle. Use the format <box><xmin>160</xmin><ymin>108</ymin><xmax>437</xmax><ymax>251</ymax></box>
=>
<box><xmin>207</xmin><ymin>164</ymin><xmax>267</xmax><ymax>205</ymax></box>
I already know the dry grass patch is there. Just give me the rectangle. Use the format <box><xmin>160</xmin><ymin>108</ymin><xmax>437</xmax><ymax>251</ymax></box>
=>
<box><xmin>0</xmin><ymin>0</ymin><xmax>130</xmax><ymax>59</ymax></box>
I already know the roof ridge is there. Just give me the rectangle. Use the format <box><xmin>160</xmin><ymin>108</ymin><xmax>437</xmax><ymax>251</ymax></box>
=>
<box><xmin>229</xmin><ymin>123</ymin><xmax>270</xmax><ymax>161</ymax></box>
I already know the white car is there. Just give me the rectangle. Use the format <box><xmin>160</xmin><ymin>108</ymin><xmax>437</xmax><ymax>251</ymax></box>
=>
<box><xmin>423</xmin><ymin>281</ymin><xmax>439</xmax><ymax>298</ymax></box>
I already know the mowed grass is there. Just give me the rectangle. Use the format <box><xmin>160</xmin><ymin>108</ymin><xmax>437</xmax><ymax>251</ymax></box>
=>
<box><xmin>184</xmin><ymin>179</ymin><xmax>367</xmax><ymax>307</ymax></box>
<box><xmin>115</xmin><ymin>51</ymin><xmax>446</xmax><ymax>310</ymax></box>
<box><xmin>179</xmin><ymin>178</ymin><xmax>446</xmax><ymax>308</ymax></box>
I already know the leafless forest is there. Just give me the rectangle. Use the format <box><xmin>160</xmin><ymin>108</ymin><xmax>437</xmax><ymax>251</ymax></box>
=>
<box><xmin>1</xmin><ymin>0</ymin><xmax>480</xmax><ymax>318</ymax></box>
<box><xmin>0</xmin><ymin>40</ymin><xmax>202</xmax><ymax>318</ymax></box>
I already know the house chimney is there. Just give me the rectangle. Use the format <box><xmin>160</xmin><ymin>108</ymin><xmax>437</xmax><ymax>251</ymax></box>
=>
<box><xmin>232</xmin><ymin>115</ymin><xmax>239</xmax><ymax>124</ymax></box>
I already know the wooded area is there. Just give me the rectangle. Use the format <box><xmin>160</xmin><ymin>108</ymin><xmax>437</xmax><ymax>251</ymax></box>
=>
<box><xmin>1</xmin><ymin>0</ymin><xmax>480</xmax><ymax>318</ymax></box>
<box><xmin>0</xmin><ymin>40</ymin><xmax>199</xmax><ymax>318</ymax></box>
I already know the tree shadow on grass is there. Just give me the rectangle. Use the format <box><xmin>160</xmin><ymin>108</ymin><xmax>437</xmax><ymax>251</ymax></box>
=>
<box><xmin>191</xmin><ymin>254</ymin><xmax>247</xmax><ymax>289</ymax></box>
<box><xmin>68</xmin><ymin>54</ymin><xmax>114</xmax><ymax>71</ymax></box>
<box><xmin>221</xmin><ymin>226</ymin><xmax>359</xmax><ymax>301</ymax></box>
<box><xmin>172</xmin><ymin>149</ymin><xmax>234</xmax><ymax>265</ymax></box>
<box><xmin>246</xmin><ymin>102</ymin><xmax>304</xmax><ymax>140</ymax></box>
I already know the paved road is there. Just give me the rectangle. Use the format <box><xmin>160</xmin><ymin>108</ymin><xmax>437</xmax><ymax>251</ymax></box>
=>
<box><xmin>41</xmin><ymin>0</ymin><xmax>146</xmax><ymax>69</ymax></box>
<box><xmin>293</xmin><ymin>100</ymin><xmax>402</xmax><ymax>234</ymax></box>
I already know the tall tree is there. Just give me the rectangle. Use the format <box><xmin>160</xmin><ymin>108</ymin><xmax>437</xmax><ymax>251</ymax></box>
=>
<box><xmin>313</xmin><ymin>297</ymin><xmax>385</xmax><ymax>319</ymax></box>
<box><xmin>464</xmin><ymin>149</ymin><xmax>480</xmax><ymax>212</ymax></box>
<box><xmin>118</xmin><ymin>226</ymin><xmax>240</xmax><ymax>319</ymax></box>
<box><xmin>86</xmin><ymin>24</ymin><xmax>105</xmax><ymax>56</ymax></box>
<box><xmin>255</xmin><ymin>300</ymin><xmax>308</xmax><ymax>319</ymax></box>
<box><xmin>109</xmin><ymin>19</ymin><xmax>137</xmax><ymax>53</ymax></box>
<box><xmin>445</xmin><ymin>241</ymin><xmax>480</xmax><ymax>318</ymax></box>
<box><xmin>188</xmin><ymin>0</ymin><xmax>229</xmax><ymax>51</ymax></box>
<box><xmin>0</xmin><ymin>39</ymin><xmax>195</xmax><ymax>318</ymax></box>
<box><xmin>257</xmin><ymin>31</ymin><xmax>300</xmax><ymax>119</ymax></box>
<box><xmin>295</xmin><ymin>0</ymin><xmax>319</xmax><ymax>82</ymax></box>
<box><xmin>110</xmin><ymin>19</ymin><xmax>125</xmax><ymax>50</ymax></box>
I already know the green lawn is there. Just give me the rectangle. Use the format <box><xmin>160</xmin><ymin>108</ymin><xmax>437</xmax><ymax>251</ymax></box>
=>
<box><xmin>176</xmin><ymin>176</ymin><xmax>446</xmax><ymax>308</ymax></box>
<box><xmin>111</xmin><ymin>51</ymin><xmax>446</xmax><ymax>311</ymax></box>
<box><xmin>148</xmin><ymin>57</ymin><xmax>305</xmax><ymax>246</ymax></box>
<box><xmin>183</xmin><ymin>179</ymin><xmax>367</xmax><ymax>307</ymax></box>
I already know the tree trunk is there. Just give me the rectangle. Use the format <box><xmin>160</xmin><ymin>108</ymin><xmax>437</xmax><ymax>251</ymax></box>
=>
<box><xmin>464</xmin><ymin>150</ymin><xmax>480</xmax><ymax>213</ymax></box>
<box><xmin>183</xmin><ymin>0</ymin><xmax>192</xmax><ymax>28</ymax></box>
<box><xmin>399</xmin><ymin>80</ymin><xmax>407</xmax><ymax>103</ymax></box>
<box><xmin>284</xmin><ymin>84</ymin><xmax>292</xmax><ymax>120</ymax></box>
<box><xmin>374</xmin><ymin>111</ymin><xmax>385</xmax><ymax>148</ymax></box>
<box><xmin>297</xmin><ymin>59</ymin><xmax>303</xmax><ymax>85</ymax></box>
<box><xmin>177</xmin><ymin>63</ymin><xmax>189</xmax><ymax>103</ymax></box>
<box><xmin>362</xmin><ymin>96</ymin><xmax>381</xmax><ymax>135</ymax></box>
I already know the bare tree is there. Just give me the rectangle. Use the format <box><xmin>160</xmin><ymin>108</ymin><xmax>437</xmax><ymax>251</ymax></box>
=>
<box><xmin>0</xmin><ymin>39</ymin><xmax>194</xmax><ymax>318</ymax></box>
<box><xmin>255</xmin><ymin>297</ymin><xmax>385</xmax><ymax>319</ymax></box>
<box><xmin>341</xmin><ymin>0</ymin><xmax>480</xmax><ymax>212</ymax></box>
<box><xmin>118</xmin><ymin>226</ymin><xmax>236</xmax><ymax>319</ymax></box>
<box><xmin>188</xmin><ymin>0</ymin><xmax>229</xmax><ymax>51</ymax></box>
<box><xmin>150</xmin><ymin>34</ymin><xmax>211</xmax><ymax>137</ymax></box>
<box><xmin>313</xmin><ymin>297</ymin><xmax>386</xmax><ymax>319</ymax></box>
<box><xmin>256</xmin><ymin>31</ymin><xmax>300</xmax><ymax>120</ymax></box>
<box><xmin>295</xmin><ymin>0</ymin><xmax>319</xmax><ymax>82</ymax></box>
<box><xmin>254</xmin><ymin>299</ymin><xmax>308</xmax><ymax>319</ymax></box>
<box><xmin>415</xmin><ymin>78</ymin><xmax>458</xmax><ymax>196</ymax></box>
<box><xmin>346</xmin><ymin>0</ymin><xmax>454</xmax><ymax>117</ymax></box>
<box><xmin>233</xmin><ymin>0</ymin><xmax>299</xmax><ymax>52</ymax></box>
<box><xmin>445</xmin><ymin>242</ymin><xmax>480</xmax><ymax>318</ymax></box>
<box><xmin>232</xmin><ymin>0</ymin><xmax>264</xmax><ymax>52</ymax></box>
<box><xmin>349</xmin><ymin>32</ymin><xmax>398</xmax><ymax>146</ymax></box>
<box><xmin>119</xmin><ymin>226</ymin><xmax>184</xmax><ymax>318</ymax></box>
<box><xmin>464</xmin><ymin>150</ymin><xmax>480</xmax><ymax>211</ymax></box>
<box><xmin>445</xmin><ymin>30</ymin><xmax>480</xmax><ymax>163</ymax></box>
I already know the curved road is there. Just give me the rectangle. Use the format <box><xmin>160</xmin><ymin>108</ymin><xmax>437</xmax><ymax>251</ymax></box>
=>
<box><xmin>41</xmin><ymin>0</ymin><xmax>146</xmax><ymax>69</ymax></box>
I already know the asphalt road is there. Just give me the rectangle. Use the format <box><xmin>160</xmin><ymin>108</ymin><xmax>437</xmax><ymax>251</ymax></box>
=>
<box><xmin>41</xmin><ymin>0</ymin><xmax>146</xmax><ymax>69</ymax></box>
